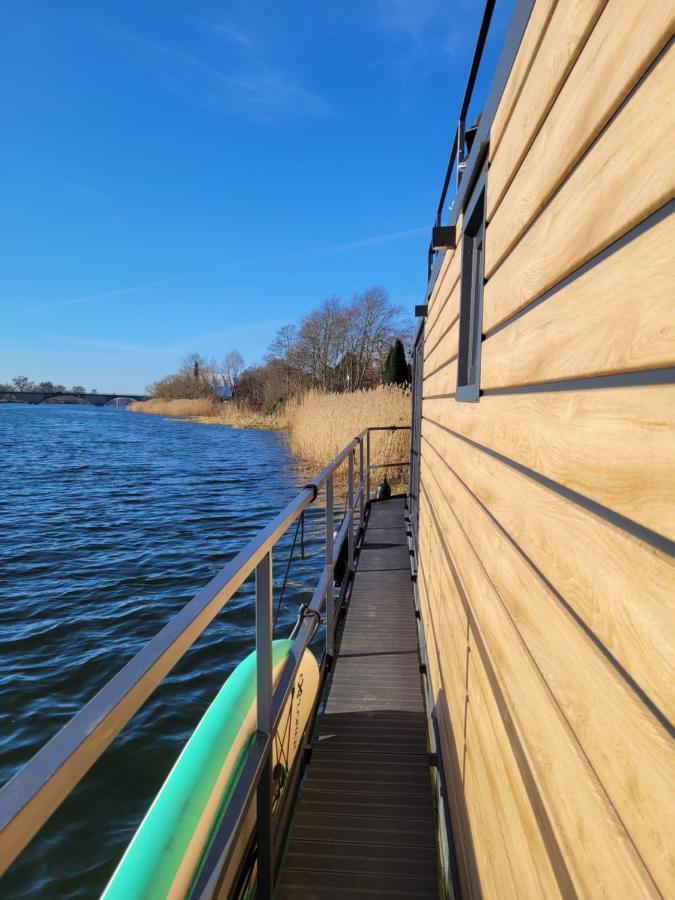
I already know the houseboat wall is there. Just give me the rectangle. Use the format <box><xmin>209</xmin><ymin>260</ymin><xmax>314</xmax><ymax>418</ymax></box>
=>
<box><xmin>415</xmin><ymin>1</ymin><xmax>674</xmax><ymax>896</ymax></box>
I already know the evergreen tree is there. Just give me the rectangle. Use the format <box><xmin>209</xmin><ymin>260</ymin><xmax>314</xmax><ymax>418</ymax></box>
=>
<box><xmin>383</xmin><ymin>346</ymin><xmax>395</xmax><ymax>384</ymax></box>
<box><xmin>383</xmin><ymin>339</ymin><xmax>409</xmax><ymax>386</ymax></box>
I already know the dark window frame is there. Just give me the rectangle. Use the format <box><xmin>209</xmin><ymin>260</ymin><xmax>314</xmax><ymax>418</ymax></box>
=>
<box><xmin>456</xmin><ymin>168</ymin><xmax>487</xmax><ymax>403</ymax></box>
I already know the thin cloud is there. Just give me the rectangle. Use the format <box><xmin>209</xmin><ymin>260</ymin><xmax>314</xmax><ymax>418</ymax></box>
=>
<box><xmin>214</xmin><ymin>70</ymin><xmax>334</xmax><ymax>120</ymax></box>
<box><xmin>11</xmin><ymin>280</ymin><xmax>170</xmax><ymax>316</ymax></box>
<box><xmin>96</xmin><ymin>24</ymin><xmax>334</xmax><ymax>121</ymax></box>
<box><xmin>373</xmin><ymin>0</ymin><xmax>479</xmax><ymax>75</ymax></box>
<box><xmin>377</xmin><ymin>0</ymin><xmax>440</xmax><ymax>44</ymax></box>
<box><xmin>212</xmin><ymin>20</ymin><xmax>254</xmax><ymax>48</ymax></box>
<box><xmin>183</xmin><ymin>320</ymin><xmax>288</xmax><ymax>346</ymax></box>
<box><xmin>56</xmin><ymin>337</ymin><xmax>179</xmax><ymax>355</ymax></box>
<box><xmin>56</xmin><ymin>319</ymin><xmax>285</xmax><ymax>356</ymax></box>
<box><xmin>9</xmin><ymin>224</ymin><xmax>424</xmax><ymax>318</ymax></box>
<box><xmin>328</xmin><ymin>225</ymin><xmax>427</xmax><ymax>252</ymax></box>
<box><xmin>64</xmin><ymin>181</ymin><xmax>108</xmax><ymax>201</ymax></box>
<box><xmin>95</xmin><ymin>25</ymin><xmax>228</xmax><ymax>82</ymax></box>
<box><xmin>277</xmin><ymin>224</ymin><xmax>428</xmax><ymax>264</ymax></box>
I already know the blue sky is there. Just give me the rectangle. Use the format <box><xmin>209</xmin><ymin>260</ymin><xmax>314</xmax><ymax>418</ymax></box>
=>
<box><xmin>1</xmin><ymin>0</ymin><xmax>513</xmax><ymax>393</ymax></box>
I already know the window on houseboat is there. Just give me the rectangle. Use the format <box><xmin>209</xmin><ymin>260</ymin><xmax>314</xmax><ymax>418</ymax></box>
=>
<box><xmin>456</xmin><ymin>177</ymin><xmax>486</xmax><ymax>402</ymax></box>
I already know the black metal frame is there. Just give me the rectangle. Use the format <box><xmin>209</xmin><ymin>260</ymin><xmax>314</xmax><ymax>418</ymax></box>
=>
<box><xmin>426</xmin><ymin>0</ymin><xmax>536</xmax><ymax>290</ymax></box>
<box><xmin>404</xmin><ymin>508</ymin><xmax>463</xmax><ymax>900</ymax></box>
<box><xmin>409</xmin><ymin>320</ymin><xmax>424</xmax><ymax>555</ymax></box>
<box><xmin>427</xmin><ymin>0</ymin><xmax>496</xmax><ymax>278</ymax></box>
<box><xmin>456</xmin><ymin>169</ymin><xmax>487</xmax><ymax>403</ymax></box>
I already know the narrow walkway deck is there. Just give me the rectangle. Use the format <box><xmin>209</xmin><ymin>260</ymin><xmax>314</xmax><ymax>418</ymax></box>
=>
<box><xmin>277</xmin><ymin>497</ymin><xmax>439</xmax><ymax>899</ymax></box>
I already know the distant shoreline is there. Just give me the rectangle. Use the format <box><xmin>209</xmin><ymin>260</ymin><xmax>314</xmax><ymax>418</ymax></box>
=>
<box><xmin>0</xmin><ymin>397</ymin><xmax>94</xmax><ymax>405</ymax></box>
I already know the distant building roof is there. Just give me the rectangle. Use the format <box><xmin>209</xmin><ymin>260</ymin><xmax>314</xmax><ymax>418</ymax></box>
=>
<box><xmin>204</xmin><ymin>372</ymin><xmax>233</xmax><ymax>399</ymax></box>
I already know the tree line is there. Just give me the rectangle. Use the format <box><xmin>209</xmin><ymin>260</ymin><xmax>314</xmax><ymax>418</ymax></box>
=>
<box><xmin>0</xmin><ymin>376</ymin><xmax>94</xmax><ymax>394</ymax></box>
<box><xmin>149</xmin><ymin>286</ymin><xmax>413</xmax><ymax>411</ymax></box>
<box><xmin>149</xmin><ymin>351</ymin><xmax>245</xmax><ymax>401</ymax></box>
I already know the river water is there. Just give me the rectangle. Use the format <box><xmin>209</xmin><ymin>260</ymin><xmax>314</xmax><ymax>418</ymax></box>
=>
<box><xmin>0</xmin><ymin>404</ymin><xmax>326</xmax><ymax>898</ymax></box>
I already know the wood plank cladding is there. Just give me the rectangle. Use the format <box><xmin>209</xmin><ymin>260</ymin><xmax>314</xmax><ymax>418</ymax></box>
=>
<box><xmin>486</xmin><ymin>0</ymin><xmax>675</xmax><ymax>270</ymax></box>
<box><xmin>424</xmin><ymin>282</ymin><xmax>460</xmax><ymax>368</ymax></box>
<box><xmin>422</xmin><ymin>418</ymin><xmax>675</xmax><ymax>724</ymax></box>
<box><xmin>420</xmin><ymin>444</ymin><xmax>671</xmax><ymax>894</ymax></box>
<box><xmin>416</xmin><ymin>1</ymin><xmax>675</xmax><ymax>896</ymax></box>
<box><xmin>480</xmin><ymin>210</ymin><xmax>675</xmax><ymax>389</ymax></box>
<box><xmin>427</xmin><ymin>215</ymin><xmax>462</xmax><ymax>321</ymax></box>
<box><xmin>484</xmin><ymin>44</ymin><xmax>675</xmax><ymax>332</ymax></box>
<box><xmin>486</xmin><ymin>0</ymin><xmax>608</xmax><ymax>218</ymax></box>
<box><xmin>488</xmin><ymin>0</ymin><xmax>557</xmax><ymax>161</ymax></box>
<box><xmin>425</xmin><ymin>387</ymin><xmax>675</xmax><ymax>541</ymax></box>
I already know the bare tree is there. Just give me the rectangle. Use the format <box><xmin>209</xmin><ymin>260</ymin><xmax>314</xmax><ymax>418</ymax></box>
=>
<box><xmin>267</xmin><ymin>324</ymin><xmax>297</xmax><ymax>366</ymax></box>
<box><xmin>347</xmin><ymin>286</ymin><xmax>404</xmax><ymax>390</ymax></box>
<box><xmin>182</xmin><ymin>352</ymin><xmax>208</xmax><ymax>389</ymax></box>
<box><xmin>222</xmin><ymin>350</ymin><xmax>245</xmax><ymax>397</ymax></box>
<box><xmin>295</xmin><ymin>297</ymin><xmax>350</xmax><ymax>390</ymax></box>
<box><xmin>150</xmin><ymin>353</ymin><xmax>212</xmax><ymax>399</ymax></box>
<box><xmin>264</xmin><ymin>288</ymin><xmax>410</xmax><ymax>394</ymax></box>
<box><xmin>236</xmin><ymin>365</ymin><xmax>266</xmax><ymax>408</ymax></box>
<box><xmin>266</xmin><ymin>324</ymin><xmax>307</xmax><ymax>398</ymax></box>
<box><xmin>144</xmin><ymin>286</ymin><xmax>411</xmax><ymax>406</ymax></box>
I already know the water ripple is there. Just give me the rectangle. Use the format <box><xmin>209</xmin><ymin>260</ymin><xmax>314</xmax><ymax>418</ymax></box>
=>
<box><xmin>0</xmin><ymin>404</ymin><xmax>324</xmax><ymax>898</ymax></box>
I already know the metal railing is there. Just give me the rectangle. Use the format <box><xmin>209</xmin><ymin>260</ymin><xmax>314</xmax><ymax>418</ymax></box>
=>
<box><xmin>0</xmin><ymin>425</ymin><xmax>410</xmax><ymax>898</ymax></box>
<box><xmin>427</xmin><ymin>0</ymin><xmax>496</xmax><ymax>280</ymax></box>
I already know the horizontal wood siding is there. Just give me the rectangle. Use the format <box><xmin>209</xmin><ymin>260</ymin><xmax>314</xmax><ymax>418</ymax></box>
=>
<box><xmin>486</xmin><ymin>0</ymin><xmax>675</xmax><ymax>269</ymax></box>
<box><xmin>419</xmin><ymin>2</ymin><xmax>674</xmax><ymax>896</ymax></box>
<box><xmin>484</xmin><ymin>44</ymin><xmax>675</xmax><ymax>331</ymax></box>
<box><xmin>425</xmin><ymin>387</ymin><xmax>675</xmax><ymax>540</ymax></box>
<box><xmin>480</xmin><ymin>210</ymin><xmax>675</xmax><ymax>388</ymax></box>
<box><xmin>486</xmin><ymin>0</ymin><xmax>608</xmax><ymax>219</ymax></box>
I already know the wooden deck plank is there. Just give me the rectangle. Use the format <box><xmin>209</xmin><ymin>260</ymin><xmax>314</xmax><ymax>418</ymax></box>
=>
<box><xmin>277</xmin><ymin>498</ymin><xmax>440</xmax><ymax>898</ymax></box>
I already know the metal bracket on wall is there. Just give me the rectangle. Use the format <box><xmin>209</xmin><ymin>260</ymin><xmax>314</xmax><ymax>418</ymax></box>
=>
<box><xmin>431</xmin><ymin>224</ymin><xmax>456</xmax><ymax>250</ymax></box>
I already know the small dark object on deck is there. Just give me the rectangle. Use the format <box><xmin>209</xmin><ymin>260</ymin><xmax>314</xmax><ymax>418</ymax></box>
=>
<box><xmin>334</xmin><ymin>527</ymin><xmax>348</xmax><ymax>585</ymax></box>
<box><xmin>376</xmin><ymin>475</ymin><xmax>392</xmax><ymax>500</ymax></box>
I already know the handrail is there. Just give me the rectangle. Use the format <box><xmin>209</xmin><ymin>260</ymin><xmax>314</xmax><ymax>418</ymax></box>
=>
<box><xmin>190</xmin><ymin>562</ymin><xmax>330</xmax><ymax>899</ymax></box>
<box><xmin>0</xmin><ymin>424</ymin><xmax>411</xmax><ymax>896</ymax></box>
<box><xmin>428</xmin><ymin>0</ymin><xmax>496</xmax><ymax>279</ymax></box>
<box><xmin>0</xmin><ymin>488</ymin><xmax>314</xmax><ymax>872</ymax></box>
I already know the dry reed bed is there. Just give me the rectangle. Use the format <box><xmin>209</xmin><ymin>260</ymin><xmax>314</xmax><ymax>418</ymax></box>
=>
<box><xmin>284</xmin><ymin>387</ymin><xmax>410</xmax><ymax>479</ymax></box>
<box><xmin>130</xmin><ymin>386</ymin><xmax>411</xmax><ymax>479</ymax></box>
<box><xmin>128</xmin><ymin>397</ymin><xmax>279</xmax><ymax>429</ymax></box>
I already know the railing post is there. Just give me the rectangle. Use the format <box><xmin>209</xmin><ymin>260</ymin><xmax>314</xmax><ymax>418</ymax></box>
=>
<box><xmin>359</xmin><ymin>436</ymin><xmax>365</xmax><ymax>533</ymax></box>
<box><xmin>348</xmin><ymin>447</ymin><xmax>354</xmax><ymax>574</ymax></box>
<box><xmin>456</xmin><ymin>119</ymin><xmax>465</xmax><ymax>188</ymax></box>
<box><xmin>325</xmin><ymin>476</ymin><xmax>334</xmax><ymax>660</ymax></box>
<box><xmin>366</xmin><ymin>429</ymin><xmax>371</xmax><ymax>504</ymax></box>
<box><xmin>255</xmin><ymin>551</ymin><xmax>273</xmax><ymax>900</ymax></box>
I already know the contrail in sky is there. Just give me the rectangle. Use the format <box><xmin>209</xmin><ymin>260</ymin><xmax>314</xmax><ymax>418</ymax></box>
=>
<box><xmin>12</xmin><ymin>279</ymin><xmax>171</xmax><ymax>315</ymax></box>
<box><xmin>11</xmin><ymin>224</ymin><xmax>426</xmax><ymax>316</ymax></box>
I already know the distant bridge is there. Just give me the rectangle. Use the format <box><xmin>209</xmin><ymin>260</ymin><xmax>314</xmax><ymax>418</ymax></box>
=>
<box><xmin>0</xmin><ymin>391</ymin><xmax>149</xmax><ymax>407</ymax></box>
